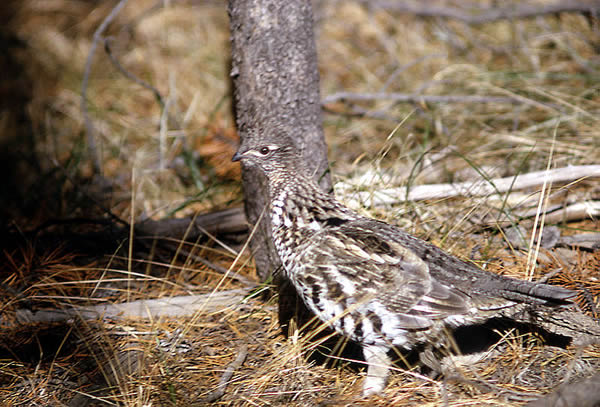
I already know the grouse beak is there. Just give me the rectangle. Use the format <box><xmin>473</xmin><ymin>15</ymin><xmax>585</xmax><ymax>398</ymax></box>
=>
<box><xmin>231</xmin><ymin>151</ymin><xmax>242</xmax><ymax>162</ymax></box>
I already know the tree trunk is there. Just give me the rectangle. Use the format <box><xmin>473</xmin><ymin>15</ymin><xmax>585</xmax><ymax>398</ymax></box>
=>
<box><xmin>227</xmin><ymin>0</ymin><xmax>331</xmax><ymax>282</ymax></box>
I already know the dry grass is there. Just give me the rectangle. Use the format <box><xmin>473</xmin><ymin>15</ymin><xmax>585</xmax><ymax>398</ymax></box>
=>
<box><xmin>1</xmin><ymin>0</ymin><xmax>599</xmax><ymax>405</ymax></box>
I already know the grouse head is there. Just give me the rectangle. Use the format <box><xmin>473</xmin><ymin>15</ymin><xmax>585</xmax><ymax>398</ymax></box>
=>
<box><xmin>232</xmin><ymin>139</ymin><xmax>300</xmax><ymax>175</ymax></box>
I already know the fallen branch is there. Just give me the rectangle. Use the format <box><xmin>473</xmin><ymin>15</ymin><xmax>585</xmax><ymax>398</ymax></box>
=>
<box><xmin>13</xmin><ymin>288</ymin><xmax>254</xmax><ymax>324</ymax></box>
<box><xmin>204</xmin><ymin>344</ymin><xmax>249</xmax><ymax>402</ymax></box>
<box><xmin>135</xmin><ymin>207</ymin><xmax>248</xmax><ymax>241</ymax></box>
<box><xmin>543</xmin><ymin>201</ymin><xmax>600</xmax><ymax>224</ymax></box>
<box><xmin>559</xmin><ymin>232</ymin><xmax>600</xmax><ymax>250</ymax></box>
<box><xmin>337</xmin><ymin>165</ymin><xmax>600</xmax><ymax>207</ymax></box>
<box><xmin>27</xmin><ymin>207</ymin><xmax>248</xmax><ymax>259</ymax></box>
<box><xmin>358</xmin><ymin>0</ymin><xmax>600</xmax><ymax>25</ymax></box>
<box><xmin>526</xmin><ymin>201</ymin><xmax>598</xmax><ymax>225</ymax></box>
<box><xmin>323</xmin><ymin>104</ymin><xmax>401</xmax><ymax>122</ymax></box>
<box><xmin>322</xmin><ymin>92</ymin><xmax>522</xmax><ymax>106</ymax></box>
<box><xmin>479</xmin><ymin>201</ymin><xmax>600</xmax><ymax>229</ymax></box>
<box><xmin>103</xmin><ymin>37</ymin><xmax>166</xmax><ymax>108</ymax></box>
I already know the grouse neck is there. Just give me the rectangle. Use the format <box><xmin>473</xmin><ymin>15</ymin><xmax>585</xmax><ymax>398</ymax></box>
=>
<box><xmin>267</xmin><ymin>168</ymin><xmax>318</xmax><ymax>198</ymax></box>
<box><xmin>269</xmin><ymin>176</ymin><xmax>358</xmax><ymax>237</ymax></box>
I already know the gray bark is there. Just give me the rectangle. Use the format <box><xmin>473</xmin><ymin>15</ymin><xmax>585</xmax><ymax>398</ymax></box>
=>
<box><xmin>227</xmin><ymin>0</ymin><xmax>331</xmax><ymax>281</ymax></box>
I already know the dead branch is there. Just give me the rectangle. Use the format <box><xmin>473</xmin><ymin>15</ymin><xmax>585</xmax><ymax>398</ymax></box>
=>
<box><xmin>81</xmin><ymin>0</ymin><xmax>130</xmax><ymax>173</ymax></box>
<box><xmin>337</xmin><ymin>165</ymin><xmax>600</xmax><ymax>207</ymax></box>
<box><xmin>203</xmin><ymin>344</ymin><xmax>249</xmax><ymax>402</ymax></box>
<box><xmin>359</xmin><ymin>0</ymin><xmax>600</xmax><ymax>25</ymax></box>
<box><xmin>381</xmin><ymin>53</ymin><xmax>447</xmax><ymax>92</ymax></box>
<box><xmin>527</xmin><ymin>201</ymin><xmax>600</xmax><ymax>225</ymax></box>
<box><xmin>559</xmin><ymin>232</ymin><xmax>600</xmax><ymax>250</ymax></box>
<box><xmin>13</xmin><ymin>289</ymin><xmax>255</xmax><ymax>324</ymax></box>
<box><xmin>134</xmin><ymin>207</ymin><xmax>247</xmax><ymax>241</ymax></box>
<box><xmin>481</xmin><ymin>201</ymin><xmax>600</xmax><ymax>228</ymax></box>
<box><xmin>103</xmin><ymin>37</ymin><xmax>166</xmax><ymax>108</ymax></box>
<box><xmin>322</xmin><ymin>92</ymin><xmax>522</xmax><ymax>106</ymax></box>
<box><xmin>26</xmin><ymin>207</ymin><xmax>248</xmax><ymax>256</ymax></box>
<box><xmin>322</xmin><ymin>104</ymin><xmax>401</xmax><ymax>122</ymax></box>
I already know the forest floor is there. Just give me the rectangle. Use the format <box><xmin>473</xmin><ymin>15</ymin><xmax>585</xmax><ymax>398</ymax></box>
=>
<box><xmin>1</xmin><ymin>0</ymin><xmax>599</xmax><ymax>406</ymax></box>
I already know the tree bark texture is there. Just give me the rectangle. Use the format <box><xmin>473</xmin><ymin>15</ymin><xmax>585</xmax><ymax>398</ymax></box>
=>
<box><xmin>228</xmin><ymin>0</ymin><xmax>331</xmax><ymax>282</ymax></box>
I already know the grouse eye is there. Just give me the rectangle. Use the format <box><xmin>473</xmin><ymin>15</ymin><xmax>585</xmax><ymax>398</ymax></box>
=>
<box><xmin>259</xmin><ymin>146</ymin><xmax>270</xmax><ymax>155</ymax></box>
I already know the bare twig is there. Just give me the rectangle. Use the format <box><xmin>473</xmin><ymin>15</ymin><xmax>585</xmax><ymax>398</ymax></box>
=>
<box><xmin>204</xmin><ymin>344</ymin><xmax>249</xmax><ymax>402</ymax></box>
<box><xmin>322</xmin><ymin>105</ymin><xmax>401</xmax><ymax>122</ymax></box>
<box><xmin>380</xmin><ymin>53</ymin><xmax>447</xmax><ymax>92</ymax></box>
<box><xmin>81</xmin><ymin>0</ymin><xmax>130</xmax><ymax>174</ymax></box>
<box><xmin>337</xmin><ymin>165</ymin><xmax>600</xmax><ymax>207</ymax></box>
<box><xmin>104</xmin><ymin>3</ymin><xmax>185</xmax><ymax>170</ymax></box>
<box><xmin>103</xmin><ymin>37</ymin><xmax>166</xmax><ymax>108</ymax></box>
<box><xmin>12</xmin><ymin>289</ymin><xmax>255</xmax><ymax>324</ymax></box>
<box><xmin>482</xmin><ymin>200</ymin><xmax>600</xmax><ymax>228</ymax></box>
<box><xmin>533</xmin><ymin>201</ymin><xmax>600</xmax><ymax>225</ymax></box>
<box><xmin>535</xmin><ymin>268</ymin><xmax>564</xmax><ymax>284</ymax></box>
<box><xmin>559</xmin><ymin>233</ymin><xmax>600</xmax><ymax>250</ymax></box>
<box><xmin>135</xmin><ymin>207</ymin><xmax>248</xmax><ymax>241</ymax></box>
<box><xmin>119</xmin><ymin>0</ymin><xmax>165</xmax><ymax>36</ymax></box>
<box><xmin>359</xmin><ymin>0</ymin><xmax>600</xmax><ymax>25</ymax></box>
<box><xmin>322</xmin><ymin>92</ymin><xmax>522</xmax><ymax>106</ymax></box>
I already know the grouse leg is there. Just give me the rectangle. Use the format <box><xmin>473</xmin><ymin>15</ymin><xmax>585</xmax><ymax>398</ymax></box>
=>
<box><xmin>362</xmin><ymin>344</ymin><xmax>392</xmax><ymax>396</ymax></box>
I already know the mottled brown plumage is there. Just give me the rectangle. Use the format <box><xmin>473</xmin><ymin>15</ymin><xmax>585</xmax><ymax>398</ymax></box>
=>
<box><xmin>233</xmin><ymin>138</ymin><xmax>583</xmax><ymax>396</ymax></box>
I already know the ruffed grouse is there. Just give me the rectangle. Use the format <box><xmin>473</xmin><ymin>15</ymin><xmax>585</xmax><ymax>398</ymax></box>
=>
<box><xmin>232</xmin><ymin>138</ymin><xmax>580</xmax><ymax>396</ymax></box>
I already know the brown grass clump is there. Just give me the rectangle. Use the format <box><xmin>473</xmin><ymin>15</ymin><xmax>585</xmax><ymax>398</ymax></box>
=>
<box><xmin>1</xmin><ymin>0</ymin><xmax>599</xmax><ymax>406</ymax></box>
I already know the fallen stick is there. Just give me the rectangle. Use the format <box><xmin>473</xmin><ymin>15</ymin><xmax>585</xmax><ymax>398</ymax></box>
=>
<box><xmin>135</xmin><ymin>207</ymin><xmax>247</xmax><ymax>241</ymax></box>
<box><xmin>322</xmin><ymin>92</ymin><xmax>522</xmax><ymax>105</ymax></box>
<box><xmin>203</xmin><ymin>344</ymin><xmax>249</xmax><ymax>402</ymax></box>
<box><xmin>13</xmin><ymin>288</ymin><xmax>254</xmax><ymax>324</ymax></box>
<box><xmin>358</xmin><ymin>0</ymin><xmax>600</xmax><ymax>25</ymax></box>
<box><xmin>478</xmin><ymin>201</ymin><xmax>600</xmax><ymax>227</ymax></box>
<box><xmin>337</xmin><ymin>165</ymin><xmax>600</xmax><ymax>208</ymax></box>
<box><xmin>559</xmin><ymin>233</ymin><xmax>600</xmax><ymax>250</ymax></box>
